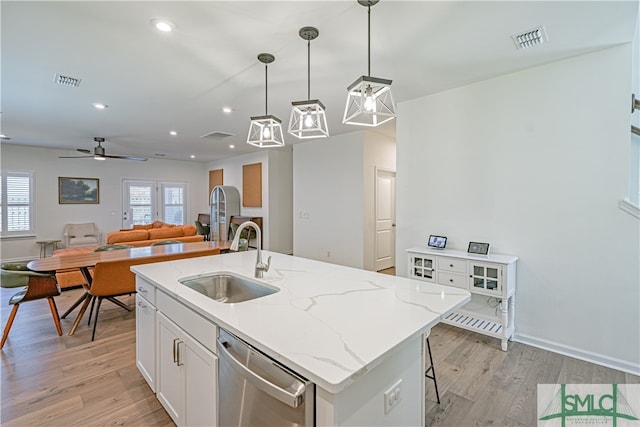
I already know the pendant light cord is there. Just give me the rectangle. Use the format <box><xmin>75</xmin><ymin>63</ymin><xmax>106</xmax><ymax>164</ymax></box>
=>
<box><xmin>307</xmin><ymin>39</ymin><xmax>311</xmax><ymax>100</ymax></box>
<box><xmin>367</xmin><ymin>3</ymin><xmax>371</xmax><ymax>77</ymax></box>
<box><xmin>265</xmin><ymin>63</ymin><xmax>268</xmax><ymax>115</ymax></box>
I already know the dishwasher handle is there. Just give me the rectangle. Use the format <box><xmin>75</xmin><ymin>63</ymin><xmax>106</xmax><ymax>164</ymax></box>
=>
<box><xmin>217</xmin><ymin>337</ymin><xmax>306</xmax><ymax>408</ymax></box>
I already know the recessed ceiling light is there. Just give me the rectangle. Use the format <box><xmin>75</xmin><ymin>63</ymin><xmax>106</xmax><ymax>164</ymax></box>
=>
<box><xmin>92</xmin><ymin>103</ymin><xmax>108</xmax><ymax>110</ymax></box>
<box><xmin>229</xmin><ymin>144</ymin><xmax>235</xmax><ymax>149</ymax></box>
<box><xmin>222</xmin><ymin>107</ymin><xmax>232</xmax><ymax>114</ymax></box>
<box><xmin>169</xmin><ymin>130</ymin><xmax>177</xmax><ymax>136</ymax></box>
<box><xmin>190</xmin><ymin>155</ymin><xmax>195</xmax><ymax>159</ymax></box>
<box><xmin>151</xmin><ymin>19</ymin><xmax>174</xmax><ymax>33</ymax></box>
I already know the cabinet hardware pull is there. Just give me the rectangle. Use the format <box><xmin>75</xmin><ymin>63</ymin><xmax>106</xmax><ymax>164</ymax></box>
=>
<box><xmin>173</xmin><ymin>338</ymin><xmax>179</xmax><ymax>364</ymax></box>
<box><xmin>137</xmin><ymin>301</ymin><xmax>147</xmax><ymax>308</ymax></box>
<box><xmin>450</xmin><ymin>264</ymin><xmax>453</xmax><ymax>267</ymax></box>
<box><xmin>137</xmin><ymin>287</ymin><xmax>147</xmax><ymax>293</ymax></box>
<box><xmin>176</xmin><ymin>341</ymin><xmax>184</xmax><ymax>366</ymax></box>
<box><xmin>449</xmin><ymin>279</ymin><xmax>453</xmax><ymax>282</ymax></box>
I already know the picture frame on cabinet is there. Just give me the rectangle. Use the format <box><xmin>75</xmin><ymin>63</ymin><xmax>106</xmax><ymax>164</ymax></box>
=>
<box><xmin>467</xmin><ymin>241</ymin><xmax>490</xmax><ymax>255</ymax></box>
<box><xmin>428</xmin><ymin>235</ymin><xmax>447</xmax><ymax>249</ymax></box>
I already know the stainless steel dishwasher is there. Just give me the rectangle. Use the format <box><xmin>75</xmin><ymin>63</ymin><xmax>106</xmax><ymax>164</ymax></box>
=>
<box><xmin>217</xmin><ymin>329</ymin><xmax>315</xmax><ymax>427</ymax></box>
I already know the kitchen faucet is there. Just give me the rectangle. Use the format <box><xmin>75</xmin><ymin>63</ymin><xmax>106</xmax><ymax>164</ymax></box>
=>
<box><xmin>229</xmin><ymin>221</ymin><xmax>271</xmax><ymax>278</ymax></box>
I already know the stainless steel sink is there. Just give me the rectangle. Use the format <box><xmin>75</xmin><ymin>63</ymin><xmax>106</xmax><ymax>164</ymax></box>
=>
<box><xmin>179</xmin><ymin>272</ymin><xmax>278</xmax><ymax>303</ymax></box>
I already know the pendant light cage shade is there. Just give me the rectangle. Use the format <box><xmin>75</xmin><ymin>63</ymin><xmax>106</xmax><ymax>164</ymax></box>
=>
<box><xmin>247</xmin><ymin>53</ymin><xmax>285</xmax><ymax>148</ymax></box>
<box><xmin>247</xmin><ymin>115</ymin><xmax>285</xmax><ymax>148</ymax></box>
<box><xmin>343</xmin><ymin>75</ymin><xmax>396</xmax><ymax>127</ymax></box>
<box><xmin>289</xmin><ymin>26</ymin><xmax>329</xmax><ymax>139</ymax></box>
<box><xmin>288</xmin><ymin>100</ymin><xmax>329</xmax><ymax>139</ymax></box>
<box><xmin>343</xmin><ymin>0</ymin><xmax>396</xmax><ymax>127</ymax></box>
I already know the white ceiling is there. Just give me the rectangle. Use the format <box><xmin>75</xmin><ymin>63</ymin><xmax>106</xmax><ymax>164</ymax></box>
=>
<box><xmin>1</xmin><ymin>1</ymin><xmax>637</xmax><ymax>162</ymax></box>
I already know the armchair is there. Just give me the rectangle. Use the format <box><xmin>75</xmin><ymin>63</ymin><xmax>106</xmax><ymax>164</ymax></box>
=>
<box><xmin>63</xmin><ymin>222</ymin><xmax>102</xmax><ymax>248</ymax></box>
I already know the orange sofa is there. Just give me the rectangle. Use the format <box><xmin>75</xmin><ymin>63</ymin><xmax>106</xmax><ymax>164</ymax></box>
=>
<box><xmin>106</xmin><ymin>224</ymin><xmax>203</xmax><ymax>247</ymax></box>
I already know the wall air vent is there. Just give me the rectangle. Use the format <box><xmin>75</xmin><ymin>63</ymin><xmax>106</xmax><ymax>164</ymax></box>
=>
<box><xmin>54</xmin><ymin>74</ymin><xmax>82</xmax><ymax>87</ymax></box>
<box><xmin>200</xmin><ymin>131</ymin><xmax>235</xmax><ymax>140</ymax></box>
<box><xmin>512</xmin><ymin>26</ymin><xmax>548</xmax><ymax>50</ymax></box>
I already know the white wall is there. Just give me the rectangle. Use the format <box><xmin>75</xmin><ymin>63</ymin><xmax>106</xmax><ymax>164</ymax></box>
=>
<box><xmin>630</xmin><ymin>8</ymin><xmax>640</xmax><ymax>206</ymax></box>
<box><xmin>293</xmin><ymin>131</ymin><xmax>395</xmax><ymax>269</ymax></box>
<box><xmin>267</xmin><ymin>150</ymin><xmax>294</xmax><ymax>254</ymax></box>
<box><xmin>205</xmin><ymin>149</ymin><xmax>293</xmax><ymax>253</ymax></box>
<box><xmin>363</xmin><ymin>133</ymin><xmax>396</xmax><ymax>271</ymax></box>
<box><xmin>396</xmin><ymin>44</ymin><xmax>639</xmax><ymax>373</ymax></box>
<box><xmin>293</xmin><ymin>132</ymin><xmax>365</xmax><ymax>268</ymax></box>
<box><xmin>1</xmin><ymin>144</ymin><xmax>208</xmax><ymax>261</ymax></box>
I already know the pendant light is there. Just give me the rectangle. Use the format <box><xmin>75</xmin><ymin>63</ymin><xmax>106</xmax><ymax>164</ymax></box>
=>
<box><xmin>247</xmin><ymin>53</ymin><xmax>285</xmax><ymax>148</ymax></box>
<box><xmin>288</xmin><ymin>26</ymin><xmax>329</xmax><ymax>139</ymax></box>
<box><xmin>343</xmin><ymin>0</ymin><xmax>396</xmax><ymax>127</ymax></box>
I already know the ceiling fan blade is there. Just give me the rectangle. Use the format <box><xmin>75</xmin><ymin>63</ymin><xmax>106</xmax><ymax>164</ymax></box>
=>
<box><xmin>77</xmin><ymin>148</ymin><xmax>91</xmax><ymax>154</ymax></box>
<box><xmin>103</xmin><ymin>154</ymin><xmax>148</xmax><ymax>161</ymax></box>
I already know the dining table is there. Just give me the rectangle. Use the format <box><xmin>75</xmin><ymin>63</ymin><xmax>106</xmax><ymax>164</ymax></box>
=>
<box><xmin>27</xmin><ymin>241</ymin><xmax>231</xmax><ymax>335</ymax></box>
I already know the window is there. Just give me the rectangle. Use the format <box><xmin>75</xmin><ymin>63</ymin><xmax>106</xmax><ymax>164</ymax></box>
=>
<box><xmin>161</xmin><ymin>183</ymin><xmax>186</xmax><ymax>225</ymax></box>
<box><xmin>1</xmin><ymin>171</ymin><xmax>34</xmax><ymax>237</ymax></box>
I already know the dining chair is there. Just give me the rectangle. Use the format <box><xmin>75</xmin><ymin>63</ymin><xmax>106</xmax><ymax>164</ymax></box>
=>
<box><xmin>195</xmin><ymin>220</ymin><xmax>210</xmax><ymax>241</ymax></box>
<box><xmin>85</xmin><ymin>244</ymin><xmax>135</xmax><ymax>325</ymax></box>
<box><xmin>60</xmin><ymin>244</ymin><xmax>133</xmax><ymax>327</ymax></box>
<box><xmin>88</xmin><ymin>248</ymin><xmax>221</xmax><ymax>340</ymax></box>
<box><xmin>0</xmin><ymin>263</ymin><xmax>63</xmax><ymax>348</ymax></box>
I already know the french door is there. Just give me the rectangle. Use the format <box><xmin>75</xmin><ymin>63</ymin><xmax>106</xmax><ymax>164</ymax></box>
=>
<box><xmin>122</xmin><ymin>180</ymin><xmax>188</xmax><ymax>229</ymax></box>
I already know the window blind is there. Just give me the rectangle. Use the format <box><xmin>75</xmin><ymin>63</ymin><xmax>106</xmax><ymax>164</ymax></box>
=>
<box><xmin>1</xmin><ymin>171</ymin><xmax>34</xmax><ymax>235</ymax></box>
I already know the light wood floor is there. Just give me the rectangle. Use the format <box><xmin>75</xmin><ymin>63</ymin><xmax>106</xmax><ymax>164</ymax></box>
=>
<box><xmin>1</xmin><ymin>285</ymin><xmax>637</xmax><ymax>426</ymax></box>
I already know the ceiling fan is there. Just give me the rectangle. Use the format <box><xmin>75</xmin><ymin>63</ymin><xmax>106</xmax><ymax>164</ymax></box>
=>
<box><xmin>59</xmin><ymin>137</ymin><xmax>148</xmax><ymax>161</ymax></box>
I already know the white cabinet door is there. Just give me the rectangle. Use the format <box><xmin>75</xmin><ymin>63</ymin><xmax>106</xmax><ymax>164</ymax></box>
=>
<box><xmin>469</xmin><ymin>262</ymin><xmax>503</xmax><ymax>296</ymax></box>
<box><xmin>156</xmin><ymin>312</ymin><xmax>218</xmax><ymax>427</ymax></box>
<box><xmin>136</xmin><ymin>295</ymin><xmax>156</xmax><ymax>392</ymax></box>
<box><xmin>409</xmin><ymin>255</ymin><xmax>436</xmax><ymax>282</ymax></box>
<box><xmin>183</xmin><ymin>332</ymin><xmax>218</xmax><ymax>427</ymax></box>
<box><xmin>157</xmin><ymin>314</ymin><xmax>185</xmax><ymax>425</ymax></box>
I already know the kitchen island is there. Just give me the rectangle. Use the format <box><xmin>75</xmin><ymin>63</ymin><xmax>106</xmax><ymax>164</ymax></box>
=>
<box><xmin>131</xmin><ymin>250</ymin><xmax>470</xmax><ymax>426</ymax></box>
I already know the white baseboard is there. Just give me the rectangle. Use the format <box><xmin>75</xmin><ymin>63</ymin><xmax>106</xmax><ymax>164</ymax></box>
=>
<box><xmin>514</xmin><ymin>332</ymin><xmax>640</xmax><ymax>376</ymax></box>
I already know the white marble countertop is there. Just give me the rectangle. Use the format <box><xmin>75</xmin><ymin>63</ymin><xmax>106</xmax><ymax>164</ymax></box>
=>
<box><xmin>131</xmin><ymin>251</ymin><xmax>470</xmax><ymax>393</ymax></box>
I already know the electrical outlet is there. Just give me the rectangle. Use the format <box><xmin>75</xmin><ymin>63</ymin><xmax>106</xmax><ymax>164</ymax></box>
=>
<box><xmin>384</xmin><ymin>379</ymin><xmax>402</xmax><ymax>414</ymax></box>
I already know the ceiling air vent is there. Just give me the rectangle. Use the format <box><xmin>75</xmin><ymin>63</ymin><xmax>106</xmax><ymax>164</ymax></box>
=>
<box><xmin>512</xmin><ymin>26</ymin><xmax>548</xmax><ymax>50</ymax></box>
<box><xmin>53</xmin><ymin>74</ymin><xmax>82</xmax><ymax>87</ymax></box>
<box><xmin>200</xmin><ymin>131</ymin><xmax>235</xmax><ymax>140</ymax></box>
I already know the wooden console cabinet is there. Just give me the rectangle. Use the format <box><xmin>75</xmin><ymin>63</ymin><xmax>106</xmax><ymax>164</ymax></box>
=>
<box><xmin>407</xmin><ymin>247</ymin><xmax>518</xmax><ymax>350</ymax></box>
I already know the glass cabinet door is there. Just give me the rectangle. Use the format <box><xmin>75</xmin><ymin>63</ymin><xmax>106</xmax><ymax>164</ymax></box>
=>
<box><xmin>412</xmin><ymin>256</ymin><xmax>435</xmax><ymax>281</ymax></box>
<box><xmin>470</xmin><ymin>262</ymin><xmax>502</xmax><ymax>294</ymax></box>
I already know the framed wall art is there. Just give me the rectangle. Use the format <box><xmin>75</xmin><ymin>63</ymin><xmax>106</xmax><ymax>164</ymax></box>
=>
<box><xmin>58</xmin><ymin>177</ymin><xmax>100</xmax><ymax>204</ymax></box>
<box><xmin>467</xmin><ymin>241</ymin><xmax>490</xmax><ymax>255</ymax></box>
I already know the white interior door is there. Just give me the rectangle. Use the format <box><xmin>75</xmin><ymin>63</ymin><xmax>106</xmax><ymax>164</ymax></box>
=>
<box><xmin>375</xmin><ymin>169</ymin><xmax>396</xmax><ymax>271</ymax></box>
